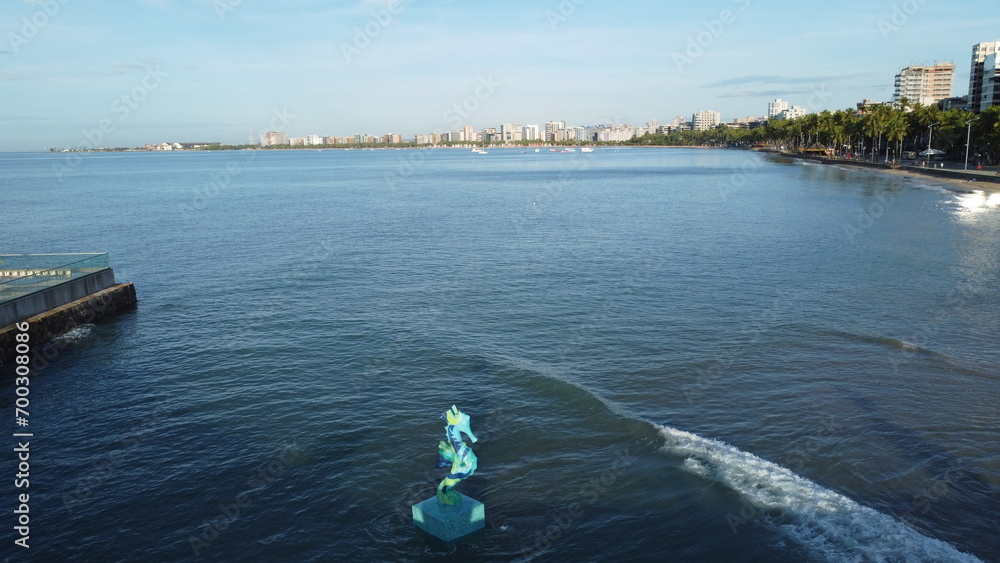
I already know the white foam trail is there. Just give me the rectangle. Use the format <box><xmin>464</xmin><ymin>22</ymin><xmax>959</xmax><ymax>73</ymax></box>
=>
<box><xmin>53</xmin><ymin>324</ymin><xmax>95</xmax><ymax>344</ymax></box>
<box><xmin>658</xmin><ymin>425</ymin><xmax>982</xmax><ymax>563</ymax></box>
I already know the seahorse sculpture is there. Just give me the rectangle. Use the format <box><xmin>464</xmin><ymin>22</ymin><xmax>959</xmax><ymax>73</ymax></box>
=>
<box><xmin>436</xmin><ymin>405</ymin><xmax>478</xmax><ymax>506</ymax></box>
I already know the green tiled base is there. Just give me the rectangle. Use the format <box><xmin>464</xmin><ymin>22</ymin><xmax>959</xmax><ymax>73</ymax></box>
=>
<box><xmin>412</xmin><ymin>493</ymin><xmax>485</xmax><ymax>542</ymax></box>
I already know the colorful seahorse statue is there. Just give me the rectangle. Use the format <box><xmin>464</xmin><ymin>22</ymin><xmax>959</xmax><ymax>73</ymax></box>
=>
<box><xmin>436</xmin><ymin>405</ymin><xmax>478</xmax><ymax>506</ymax></box>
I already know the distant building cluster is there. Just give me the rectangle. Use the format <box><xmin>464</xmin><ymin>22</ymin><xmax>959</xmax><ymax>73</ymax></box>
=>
<box><xmin>259</xmin><ymin>120</ymin><xmax>690</xmax><ymax>147</ymax></box>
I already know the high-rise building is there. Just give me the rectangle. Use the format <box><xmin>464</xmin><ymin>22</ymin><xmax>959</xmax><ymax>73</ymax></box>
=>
<box><xmin>768</xmin><ymin>99</ymin><xmax>789</xmax><ymax>118</ymax></box>
<box><xmin>544</xmin><ymin>121</ymin><xmax>566</xmax><ymax>142</ymax></box>
<box><xmin>982</xmin><ymin>52</ymin><xmax>1000</xmax><ymax>112</ymax></box>
<box><xmin>969</xmin><ymin>41</ymin><xmax>1000</xmax><ymax>113</ymax></box>
<box><xmin>692</xmin><ymin>110</ymin><xmax>721</xmax><ymax>131</ymax></box>
<box><xmin>462</xmin><ymin>126</ymin><xmax>476</xmax><ymax>142</ymax></box>
<box><xmin>500</xmin><ymin>123</ymin><xmax>522</xmax><ymax>142</ymax></box>
<box><xmin>522</xmin><ymin>124</ymin><xmax>540</xmax><ymax>141</ymax></box>
<box><xmin>261</xmin><ymin>131</ymin><xmax>288</xmax><ymax>146</ymax></box>
<box><xmin>893</xmin><ymin>63</ymin><xmax>955</xmax><ymax>106</ymax></box>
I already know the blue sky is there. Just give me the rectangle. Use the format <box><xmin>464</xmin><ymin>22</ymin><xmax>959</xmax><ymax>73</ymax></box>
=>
<box><xmin>2</xmin><ymin>0</ymin><xmax>999</xmax><ymax>151</ymax></box>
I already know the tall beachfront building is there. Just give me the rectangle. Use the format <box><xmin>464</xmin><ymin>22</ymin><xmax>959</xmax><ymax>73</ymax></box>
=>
<box><xmin>500</xmin><ymin>123</ymin><xmax>522</xmax><ymax>142</ymax></box>
<box><xmin>982</xmin><ymin>52</ymin><xmax>1000</xmax><ymax>112</ymax></box>
<box><xmin>692</xmin><ymin>110</ymin><xmax>721</xmax><ymax>131</ymax></box>
<box><xmin>768</xmin><ymin>99</ymin><xmax>788</xmax><ymax>119</ymax></box>
<box><xmin>544</xmin><ymin>121</ymin><xmax>566</xmax><ymax>142</ymax></box>
<box><xmin>261</xmin><ymin>131</ymin><xmax>288</xmax><ymax>146</ymax></box>
<box><xmin>969</xmin><ymin>41</ymin><xmax>1000</xmax><ymax>113</ymax></box>
<box><xmin>893</xmin><ymin>63</ymin><xmax>955</xmax><ymax>107</ymax></box>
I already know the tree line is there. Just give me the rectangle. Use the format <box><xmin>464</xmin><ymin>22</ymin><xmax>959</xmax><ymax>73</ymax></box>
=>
<box><xmin>629</xmin><ymin>102</ymin><xmax>1000</xmax><ymax>165</ymax></box>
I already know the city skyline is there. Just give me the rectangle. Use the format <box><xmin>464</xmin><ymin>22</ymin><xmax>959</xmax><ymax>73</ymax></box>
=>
<box><xmin>3</xmin><ymin>0</ymin><xmax>1000</xmax><ymax>152</ymax></box>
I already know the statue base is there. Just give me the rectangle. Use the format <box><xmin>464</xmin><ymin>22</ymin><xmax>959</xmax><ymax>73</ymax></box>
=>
<box><xmin>411</xmin><ymin>493</ymin><xmax>485</xmax><ymax>543</ymax></box>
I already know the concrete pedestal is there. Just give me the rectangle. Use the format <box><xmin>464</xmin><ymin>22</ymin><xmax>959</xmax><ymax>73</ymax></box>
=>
<box><xmin>412</xmin><ymin>493</ymin><xmax>485</xmax><ymax>542</ymax></box>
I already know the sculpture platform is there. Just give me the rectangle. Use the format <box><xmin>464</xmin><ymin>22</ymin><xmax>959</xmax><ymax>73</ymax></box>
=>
<box><xmin>412</xmin><ymin>493</ymin><xmax>485</xmax><ymax>542</ymax></box>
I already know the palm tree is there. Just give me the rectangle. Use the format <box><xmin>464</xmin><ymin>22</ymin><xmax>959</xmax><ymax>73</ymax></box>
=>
<box><xmin>884</xmin><ymin>112</ymin><xmax>908</xmax><ymax>164</ymax></box>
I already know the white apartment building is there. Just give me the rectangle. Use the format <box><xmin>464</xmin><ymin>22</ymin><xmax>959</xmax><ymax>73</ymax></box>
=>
<box><xmin>778</xmin><ymin>106</ymin><xmax>806</xmax><ymax>120</ymax></box>
<box><xmin>500</xmin><ymin>123</ymin><xmax>522</xmax><ymax>142</ymax></box>
<box><xmin>692</xmin><ymin>110</ymin><xmax>721</xmax><ymax>131</ymax></box>
<box><xmin>522</xmin><ymin>124</ymin><xmax>540</xmax><ymax>141</ymax></box>
<box><xmin>261</xmin><ymin>131</ymin><xmax>288</xmax><ymax>146</ymax></box>
<box><xmin>893</xmin><ymin>63</ymin><xmax>955</xmax><ymax>106</ymax></box>
<box><xmin>544</xmin><ymin>121</ymin><xmax>566</xmax><ymax>142</ymax></box>
<box><xmin>768</xmin><ymin>99</ymin><xmax>789</xmax><ymax>118</ymax></box>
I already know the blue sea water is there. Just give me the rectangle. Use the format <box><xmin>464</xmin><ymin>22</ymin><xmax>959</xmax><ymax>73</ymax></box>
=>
<box><xmin>1</xmin><ymin>147</ymin><xmax>998</xmax><ymax>562</ymax></box>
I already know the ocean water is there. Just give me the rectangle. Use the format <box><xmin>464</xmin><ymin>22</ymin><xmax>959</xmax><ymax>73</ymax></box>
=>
<box><xmin>1</xmin><ymin>147</ymin><xmax>998</xmax><ymax>562</ymax></box>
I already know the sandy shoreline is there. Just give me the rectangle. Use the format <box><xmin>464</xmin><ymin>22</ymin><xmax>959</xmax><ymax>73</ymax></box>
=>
<box><xmin>759</xmin><ymin>150</ymin><xmax>1000</xmax><ymax>194</ymax></box>
<box><xmin>876</xmin><ymin>167</ymin><xmax>1000</xmax><ymax>194</ymax></box>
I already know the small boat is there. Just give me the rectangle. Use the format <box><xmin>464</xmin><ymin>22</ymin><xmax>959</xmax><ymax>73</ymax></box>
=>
<box><xmin>581</xmin><ymin>147</ymin><xmax>594</xmax><ymax>153</ymax></box>
<box><xmin>534</xmin><ymin>148</ymin><xmax>540</xmax><ymax>153</ymax></box>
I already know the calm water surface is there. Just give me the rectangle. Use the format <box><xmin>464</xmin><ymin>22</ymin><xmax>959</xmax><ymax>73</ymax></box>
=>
<box><xmin>1</xmin><ymin>148</ymin><xmax>998</xmax><ymax>562</ymax></box>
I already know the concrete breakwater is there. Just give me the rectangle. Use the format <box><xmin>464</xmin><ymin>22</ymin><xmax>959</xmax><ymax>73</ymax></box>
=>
<box><xmin>0</xmin><ymin>254</ymin><xmax>137</xmax><ymax>370</ymax></box>
<box><xmin>0</xmin><ymin>282</ymin><xmax>136</xmax><ymax>368</ymax></box>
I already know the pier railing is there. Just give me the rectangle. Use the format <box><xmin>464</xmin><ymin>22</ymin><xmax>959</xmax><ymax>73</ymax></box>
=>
<box><xmin>0</xmin><ymin>253</ymin><xmax>110</xmax><ymax>304</ymax></box>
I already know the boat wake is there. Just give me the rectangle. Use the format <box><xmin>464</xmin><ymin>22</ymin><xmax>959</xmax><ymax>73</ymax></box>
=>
<box><xmin>658</xmin><ymin>424</ymin><xmax>982</xmax><ymax>562</ymax></box>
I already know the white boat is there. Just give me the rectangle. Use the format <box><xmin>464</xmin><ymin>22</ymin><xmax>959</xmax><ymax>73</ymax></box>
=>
<box><xmin>581</xmin><ymin>147</ymin><xmax>594</xmax><ymax>153</ymax></box>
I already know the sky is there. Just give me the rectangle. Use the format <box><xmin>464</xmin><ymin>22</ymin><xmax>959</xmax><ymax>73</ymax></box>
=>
<box><xmin>2</xmin><ymin>0</ymin><xmax>999</xmax><ymax>151</ymax></box>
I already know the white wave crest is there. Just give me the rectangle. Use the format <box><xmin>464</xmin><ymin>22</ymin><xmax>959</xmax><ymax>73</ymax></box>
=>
<box><xmin>658</xmin><ymin>425</ymin><xmax>981</xmax><ymax>563</ymax></box>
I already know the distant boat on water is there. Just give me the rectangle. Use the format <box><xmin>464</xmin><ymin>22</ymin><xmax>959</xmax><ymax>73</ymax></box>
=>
<box><xmin>581</xmin><ymin>147</ymin><xmax>594</xmax><ymax>153</ymax></box>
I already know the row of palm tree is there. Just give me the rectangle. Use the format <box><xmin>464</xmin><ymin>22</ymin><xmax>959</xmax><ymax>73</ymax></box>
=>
<box><xmin>630</xmin><ymin>102</ymin><xmax>1000</xmax><ymax>165</ymax></box>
